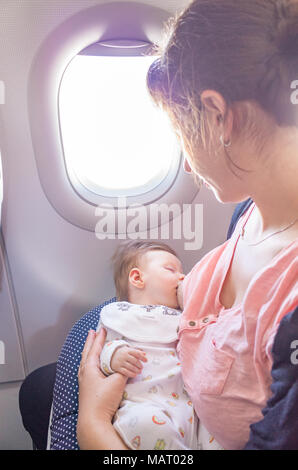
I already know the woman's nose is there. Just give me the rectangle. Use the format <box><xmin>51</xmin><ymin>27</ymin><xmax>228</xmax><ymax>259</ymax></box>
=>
<box><xmin>183</xmin><ymin>157</ymin><xmax>192</xmax><ymax>174</ymax></box>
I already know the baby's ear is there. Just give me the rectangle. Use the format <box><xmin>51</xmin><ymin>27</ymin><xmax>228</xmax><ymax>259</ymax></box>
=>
<box><xmin>128</xmin><ymin>268</ymin><xmax>145</xmax><ymax>289</ymax></box>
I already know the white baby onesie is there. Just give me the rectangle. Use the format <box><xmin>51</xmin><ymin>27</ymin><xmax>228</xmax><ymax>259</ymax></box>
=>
<box><xmin>97</xmin><ymin>301</ymin><xmax>198</xmax><ymax>450</ymax></box>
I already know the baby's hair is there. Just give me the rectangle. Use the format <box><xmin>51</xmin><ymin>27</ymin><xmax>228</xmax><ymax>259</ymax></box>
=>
<box><xmin>111</xmin><ymin>240</ymin><xmax>178</xmax><ymax>301</ymax></box>
<box><xmin>147</xmin><ymin>0</ymin><xmax>298</xmax><ymax>175</ymax></box>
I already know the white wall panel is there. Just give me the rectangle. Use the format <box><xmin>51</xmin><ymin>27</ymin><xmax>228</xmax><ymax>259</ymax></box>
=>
<box><xmin>0</xmin><ymin>235</ymin><xmax>25</xmax><ymax>383</ymax></box>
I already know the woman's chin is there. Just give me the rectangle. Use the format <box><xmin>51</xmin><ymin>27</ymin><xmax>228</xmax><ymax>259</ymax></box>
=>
<box><xmin>210</xmin><ymin>185</ymin><xmax>237</xmax><ymax>204</ymax></box>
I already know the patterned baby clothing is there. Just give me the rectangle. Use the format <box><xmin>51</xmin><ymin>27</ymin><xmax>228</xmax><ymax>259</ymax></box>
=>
<box><xmin>97</xmin><ymin>301</ymin><xmax>198</xmax><ymax>450</ymax></box>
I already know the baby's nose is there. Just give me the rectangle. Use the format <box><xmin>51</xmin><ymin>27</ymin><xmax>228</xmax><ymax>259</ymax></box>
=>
<box><xmin>178</xmin><ymin>273</ymin><xmax>185</xmax><ymax>281</ymax></box>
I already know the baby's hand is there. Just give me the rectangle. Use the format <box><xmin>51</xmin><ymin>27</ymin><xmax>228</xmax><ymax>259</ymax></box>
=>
<box><xmin>111</xmin><ymin>346</ymin><xmax>148</xmax><ymax>378</ymax></box>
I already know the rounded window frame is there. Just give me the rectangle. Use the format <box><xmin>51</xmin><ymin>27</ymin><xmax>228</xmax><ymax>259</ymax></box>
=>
<box><xmin>28</xmin><ymin>2</ymin><xmax>199</xmax><ymax>232</ymax></box>
<box><xmin>59</xmin><ymin>39</ymin><xmax>181</xmax><ymax>206</ymax></box>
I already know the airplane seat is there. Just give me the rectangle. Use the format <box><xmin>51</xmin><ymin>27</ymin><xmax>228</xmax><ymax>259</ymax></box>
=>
<box><xmin>19</xmin><ymin>362</ymin><xmax>57</xmax><ymax>450</ymax></box>
<box><xmin>18</xmin><ymin>199</ymin><xmax>253</xmax><ymax>450</ymax></box>
<box><xmin>19</xmin><ymin>297</ymin><xmax>117</xmax><ymax>450</ymax></box>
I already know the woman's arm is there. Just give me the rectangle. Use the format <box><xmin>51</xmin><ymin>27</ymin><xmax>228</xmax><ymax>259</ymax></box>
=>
<box><xmin>243</xmin><ymin>306</ymin><xmax>298</xmax><ymax>450</ymax></box>
<box><xmin>77</xmin><ymin>329</ymin><xmax>130</xmax><ymax>450</ymax></box>
<box><xmin>77</xmin><ymin>412</ymin><xmax>129</xmax><ymax>450</ymax></box>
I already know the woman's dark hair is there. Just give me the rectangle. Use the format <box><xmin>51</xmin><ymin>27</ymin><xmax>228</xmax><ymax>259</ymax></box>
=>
<box><xmin>147</xmin><ymin>0</ymin><xmax>298</xmax><ymax>162</ymax></box>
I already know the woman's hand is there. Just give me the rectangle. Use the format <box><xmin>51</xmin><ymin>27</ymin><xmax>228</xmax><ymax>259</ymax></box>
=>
<box><xmin>78</xmin><ymin>328</ymin><xmax>127</xmax><ymax>422</ymax></box>
<box><xmin>77</xmin><ymin>328</ymin><xmax>129</xmax><ymax>449</ymax></box>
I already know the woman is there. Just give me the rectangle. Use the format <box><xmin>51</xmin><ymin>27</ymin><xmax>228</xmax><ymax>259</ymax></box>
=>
<box><xmin>77</xmin><ymin>0</ymin><xmax>298</xmax><ymax>450</ymax></box>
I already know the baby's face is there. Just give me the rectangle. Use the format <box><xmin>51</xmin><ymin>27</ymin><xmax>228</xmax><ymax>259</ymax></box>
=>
<box><xmin>139</xmin><ymin>250</ymin><xmax>185</xmax><ymax>309</ymax></box>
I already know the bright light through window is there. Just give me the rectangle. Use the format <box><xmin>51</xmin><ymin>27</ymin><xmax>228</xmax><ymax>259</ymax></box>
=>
<box><xmin>59</xmin><ymin>52</ymin><xmax>179</xmax><ymax>196</ymax></box>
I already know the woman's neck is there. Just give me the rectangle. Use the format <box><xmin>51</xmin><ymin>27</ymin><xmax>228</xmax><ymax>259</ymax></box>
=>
<box><xmin>249</xmin><ymin>129</ymin><xmax>298</xmax><ymax>234</ymax></box>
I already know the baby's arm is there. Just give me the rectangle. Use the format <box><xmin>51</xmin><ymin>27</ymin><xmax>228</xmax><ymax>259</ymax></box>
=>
<box><xmin>177</xmin><ymin>279</ymin><xmax>184</xmax><ymax>310</ymax></box>
<box><xmin>99</xmin><ymin>333</ymin><xmax>147</xmax><ymax>378</ymax></box>
<box><xmin>110</xmin><ymin>345</ymin><xmax>147</xmax><ymax>378</ymax></box>
<box><xmin>100</xmin><ymin>338</ymin><xmax>130</xmax><ymax>376</ymax></box>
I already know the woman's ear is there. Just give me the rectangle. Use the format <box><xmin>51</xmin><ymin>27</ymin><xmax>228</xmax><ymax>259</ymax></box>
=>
<box><xmin>128</xmin><ymin>268</ymin><xmax>145</xmax><ymax>290</ymax></box>
<box><xmin>200</xmin><ymin>89</ymin><xmax>233</xmax><ymax>138</ymax></box>
<box><xmin>200</xmin><ymin>89</ymin><xmax>226</xmax><ymax>118</ymax></box>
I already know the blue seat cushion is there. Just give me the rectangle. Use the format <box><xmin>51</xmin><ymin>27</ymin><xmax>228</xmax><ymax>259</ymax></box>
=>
<box><xmin>50</xmin><ymin>297</ymin><xmax>116</xmax><ymax>450</ymax></box>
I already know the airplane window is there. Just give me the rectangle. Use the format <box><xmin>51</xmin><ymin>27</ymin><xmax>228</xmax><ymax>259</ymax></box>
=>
<box><xmin>58</xmin><ymin>41</ymin><xmax>180</xmax><ymax>198</ymax></box>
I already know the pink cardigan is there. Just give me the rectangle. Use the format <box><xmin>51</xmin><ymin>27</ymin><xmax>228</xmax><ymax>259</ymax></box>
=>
<box><xmin>178</xmin><ymin>204</ymin><xmax>298</xmax><ymax>449</ymax></box>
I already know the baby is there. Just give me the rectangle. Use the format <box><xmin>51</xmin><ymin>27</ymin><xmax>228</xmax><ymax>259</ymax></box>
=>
<box><xmin>96</xmin><ymin>240</ymin><xmax>197</xmax><ymax>450</ymax></box>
